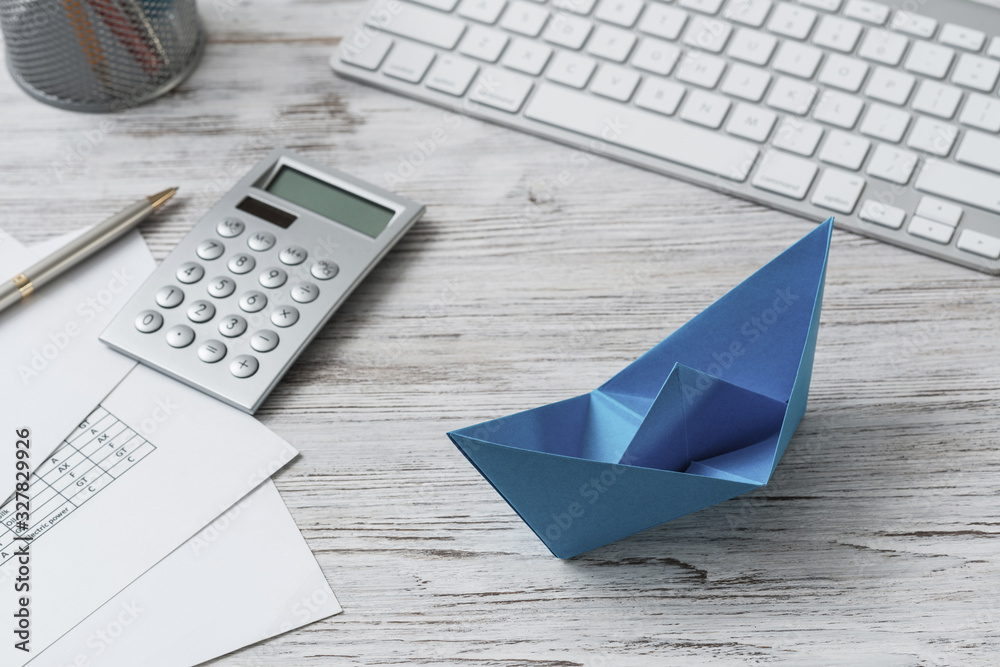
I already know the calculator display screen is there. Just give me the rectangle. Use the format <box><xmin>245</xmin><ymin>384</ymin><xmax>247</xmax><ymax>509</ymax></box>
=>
<box><xmin>266</xmin><ymin>166</ymin><xmax>395</xmax><ymax>237</ymax></box>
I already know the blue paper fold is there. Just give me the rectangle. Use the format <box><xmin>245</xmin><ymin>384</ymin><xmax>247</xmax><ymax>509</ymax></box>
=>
<box><xmin>449</xmin><ymin>219</ymin><xmax>834</xmax><ymax>558</ymax></box>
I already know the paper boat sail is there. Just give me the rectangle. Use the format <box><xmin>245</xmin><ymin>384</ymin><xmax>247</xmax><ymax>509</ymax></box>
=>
<box><xmin>448</xmin><ymin>219</ymin><xmax>834</xmax><ymax>558</ymax></box>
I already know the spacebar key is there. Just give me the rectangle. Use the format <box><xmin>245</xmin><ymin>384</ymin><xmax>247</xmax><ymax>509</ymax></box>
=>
<box><xmin>914</xmin><ymin>159</ymin><xmax>1000</xmax><ymax>215</ymax></box>
<box><xmin>524</xmin><ymin>84</ymin><xmax>759</xmax><ymax>181</ymax></box>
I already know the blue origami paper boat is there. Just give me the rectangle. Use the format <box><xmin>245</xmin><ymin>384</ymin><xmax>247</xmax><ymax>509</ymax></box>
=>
<box><xmin>448</xmin><ymin>219</ymin><xmax>834</xmax><ymax>558</ymax></box>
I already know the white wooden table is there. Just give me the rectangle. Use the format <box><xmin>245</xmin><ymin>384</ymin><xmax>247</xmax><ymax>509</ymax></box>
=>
<box><xmin>3</xmin><ymin>1</ymin><xmax>1000</xmax><ymax>664</ymax></box>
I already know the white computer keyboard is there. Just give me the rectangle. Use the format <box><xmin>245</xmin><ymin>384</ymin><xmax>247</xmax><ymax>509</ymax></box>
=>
<box><xmin>333</xmin><ymin>0</ymin><xmax>1000</xmax><ymax>274</ymax></box>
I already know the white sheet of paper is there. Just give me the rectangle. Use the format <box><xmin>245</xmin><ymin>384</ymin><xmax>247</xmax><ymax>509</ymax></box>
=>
<box><xmin>0</xmin><ymin>364</ymin><xmax>299</xmax><ymax>666</ymax></box>
<box><xmin>0</xmin><ymin>228</ymin><xmax>153</xmax><ymax>500</ymax></box>
<box><xmin>34</xmin><ymin>479</ymin><xmax>341</xmax><ymax>667</ymax></box>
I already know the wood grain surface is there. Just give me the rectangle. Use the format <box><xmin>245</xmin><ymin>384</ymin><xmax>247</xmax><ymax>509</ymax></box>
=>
<box><xmin>2</xmin><ymin>1</ymin><xmax>999</xmax><ymax>664</ymax></box>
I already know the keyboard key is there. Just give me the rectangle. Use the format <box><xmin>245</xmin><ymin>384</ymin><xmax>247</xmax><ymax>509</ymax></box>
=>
<box><xmin>680</xmin><ymin>89</ymin><xmax>731</xmax><ymax>128</ymax></box>
<box><xmin>216</xmin><ymin>218</ymin><xmax>244</xmax><ymax>238</ymax></box>
<box><xmin>135</xmin><ymin>310</ymin><xmax>164</xmax><ymax>333</ymax></box>
<box><xmin>766</xmin><ymin>76</ymin><xmax>816</xmax><ymax>114</ymax></box>
<box><xmin>207</xmin><ymin>276</ymin><xmax>236</xmax><ymax>298</ymax></box>
<box><xmin>589</xmin><ymin>63</ymin><xmax>641</xmax><ymax>100</ymax></box>
<box><xmin>634</xmin><ymin>77</ymin><xmax>687</xmax><ymax>114</ymax></box>
<box><xmin>197</xmin><ymin>340</ymin><xmax>227</xmax><ymax>363</ymax></box>
<box><xmin>543</xmin><ymin>13</ymin><xmax>593</xmax><ymax>48</ymax></box>
<box><xmin>725</xmin><ymin>102</ymin><xmax>777</xmax><ymax>141</ymax></box>
<box><xmin>914</xmin><ymin>159</ymin><xmax>1000</xmax><ymax>214</ymax></box>
<box><xmin>866</xmin><ymin>144</ymin><xmax>918</xmax><ymax>183</ymax></box>
<box><xmin>767</xmin><ymin>3</ymin><xmax>816</xmax><ymax>40</ymax></box>
<box><xmin>587</xmin><ymin>24</ymin><xmax>637</xmax><ymax>61</ymax></box>
<box><xmin>864</xmin><ymin>66</ymin><xmax>914</xmax><ymax>105</ymax></box>
<box><xmin>270</xmin><ymin>306</ymin><xmax>300</xmax><ymax>328</ymax></box>
<box><xmin>905</xmin><ymin>117</ymin><xmax>957</xmax><ymax>156</ymax></box>
<box><xmin>859</xmin><ymin>103</ymin><xmax>910</xmax><ymax>142</ymax></box>
<box><xmin>799</xmin><ymin>0</ymin><xmax>840</xmax><ymax>11</ymax></box>
<box><xmin>904</xmin><ymin>41</ymin><xmax>954</xmax><ymax>79</ymax></box>
<box><xmin>196</xmin><ymin>240</ymin><xmax>225</xmax><ymax>261</ymax></box>
<box><xmin>258</xmin><ymin>267</ymin><xmax>288</xmax><ymax>289</ymax></box>
<box><xmin>812</xmin><ymin>15</ymin><xmax>862</xmax><ymax>53</ymax></box>
<box><xmin>546</xmin><ymin>50</ymin><xmax>597</xmax><ymax>87</ymax></box>
<box><xmin>502</xmin><ymin>38</ymin><xmax>553</xmax><ymax>74</ymax></box>
<box><xmin>238</xmin><ymin>291</ymin><xmax>267</xmax><ymax>313</ymax></box>
<box><xmin>859</xmin><ymin>200</ymin><xmax>906</xmax><ymax>228</ymax></box>
<box><xmin>176</xmin><ymin>262</ymin><xmax>205</xmax><ymax>284</ymax></box>
<box><xmin>638</xmin><ymin>4</ymin><xmax>688</xmax><ymax>41</ymax></box>
<box><xmin>459</xmin><ymin>0</ymin><xmax>508</xmax><ymax>24</ymax></box>
<box><xmin>720</xmin><ymin>63</ymin><xmax>771</xmax><ymax>101</ymax></box>
<box><xmin>751</xmin><ymin>149</ymin><xmax>818</xmax><ymax>199</ymax></box>
<box><xmin>310</xmin><ymin>261</ymin><xmax>340</xmax><ymax>280</ymax></box>
<box><xmin>772</xmin><ymin>118</ymin><xmax>824</xmax><ymax>155</ymax></box>
<box><xmin>772</xmin><ymin>41</ymin><xmax>822</xmax><ymax>78</ymax></box>
<box><xmin>951</xmin><ymin>54</ymin><xmax>1000</xmax><ymax>92</ymax></box>
<box><xmin>988</xmin><ymin>37</ymin><xmax>1000</xmax><ymax>60</ymax></box>
<box><xmin>723</xmin><ymin>0</ymin><xmax>772</xmax><ymax>28</ymax></box>
<box><xmin>818</xmin><ymin>130</ymin><xmax>870</xmax><ymax>170</ymax></box>
<box><xmin>553</xmin><ymin>0</ymin><xmax>597</xmax><ymax>14</ymax></box>
<box><xmin>229</xmin><ymin>355</ymin><xmax>259</xmax><ymax>379</ymax></box>
<box><xmin>955</xmin><ymin>130</ymin><xmax>1000</xmax><ymax>174</ymax></box>
<box><xmin>291</xmin><ymin>283</ymin><xmax>319</xmax><ymax>304</ymax></box>
<box><xmin>959</xmin><ymin>94</ymin><xmax>1000</xmax><ymax>132</ymax></box>
<box><xmin>384</xmin><ymin>41</ymin><xmax>436</xmax><ymax>82</ymax></box>
<box><xmin>907</xmin><ymin>216</ymin><xmax>954</xmax><ymax>244</ymax></box>
<box><xmin>857</xmin><ymin>29</ymin><xmax>908</xmax><ymax>66</ymax></box>
<box><xmin>219</xmin><ymin>314</ymin><xmax>248</xmax><ymax>338</ymax></box>
<box><xmin>889</xmin><ymin>12</ymin><xmax>936</xmax><ymax>39</ymax></box>
<box><xmin>817</xmin><ymin>54</ymin><xmax>868</xmax><ymax>92</ymax></box>
<box><xmin>843</xmin><ymin>0</ymin><xmax>888</xmax><ymax>25</ymax></box>
<box><xmin>812</xmin><ymin>90</ymin><xmax>864</xmax><ymax>128</ymax></box>
<box><xmin>250</xmin><ymin>330</ymin><xmax>280</xmax><ymax>353</ymax></box>
<box><xmin>340</xmin><ymin>33</ymin><xmax>393</xmax><ymax>70</ymax></box>
<box><xmin>957</xmin><ymin>229</ymin><xmax>1000</xmax><ymax>259</ymax></box>
<box><xmin>911</xmin><ymin>80</ymin><xmax>962</xmax><ymax>118</ymax></box>
<box><xmin>188</xmin><ymin>299</ymin><xmax>217</xmax><ymax>322</ymax></box>
<box><xmin>631</xmin><ymin>38</ymin><xmax>681</xmax><ymax>75</ymax></box>
<box><xmin>675</xmin><ymin>52</ymin><xmax>727</xmax><ymax>87</ymax></box>
<box><xmin>500</xmin><ymin>1</ymin><xmax>550</xmax><ymax>36</ymax></box>
<box><xmin>247</xmin><ymin>232</ymin><xmax>275</xmax><ymax>252</ymax></box>
<box><xmin>938</xmin><ymin>23</ymin><xmax>985</xmax><ymax>52</ymax></box>
<box><xmin>683</xmin><ymin>16</ymin><xmax>733</xmax><ymax>53</ymax></box>
<box><xmin>524</xmin><ymin>83</ymin><xmax>760</xmax><ymax>180</ymax></box>
<box><xmin>426</xmin><ymin>56</ymin><xmax>480</xmax><ymax>95</ymax></box>
<box><xmin>156</xmin><ymin>285</ymin><xmax>184</xmax><ymax>308</ymax></box>
<box><xmin>470</xmin><ymin>67</ymin><xmax>534</xmax><ymax>110</ymax></box>
<box><xmin>228</xmin><ymin>253</ymin><xmax>255</xmax><ymax>274</ymax></box>
<box><xmin>459</xmin><ymin>26</ymin><xmax>509</xmax><ymax>62</ymax></box>
<box><xmin>810</xmin><ymin>168</ymin><xmax>865</xmax><ymax>213</ymax></box>
<box><xmin>594</xmin><ymin>0</ymin><xmax>644</xmax><ymax>27</ymax></box>
<box><xmin>412</xmin><ymin>0</ymin><xmax>459</xmax><ymax>10</ymax></box>
<box><xmin>166</xmin><ymin>325</ymin><xmax>195</xmax><ymax>349</ymax></box>
<box><xmin>680</xmin><ymin>0</ymin><xmax>725</xmax><ymax>15</ymax></box>
<box><xmin>367</xmin><ymin>1</ymin><xmax>466</xmax><ymax>49</ymax></box>
<box><xmin>915</xmin><ymin>196</ymin><xmax>962</xmax><ymax>226</ymax></box>
<box><xmin>727</xmin><ymin>28</ymin><xmax>776</xmax><ymax>65</ymax></box>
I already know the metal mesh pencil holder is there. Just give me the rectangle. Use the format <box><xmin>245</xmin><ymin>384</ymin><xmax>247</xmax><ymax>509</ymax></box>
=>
<box><xmin>0</xmin><ymin>0</ymin><xmax>204</xmax><ymax>112</ymax></box>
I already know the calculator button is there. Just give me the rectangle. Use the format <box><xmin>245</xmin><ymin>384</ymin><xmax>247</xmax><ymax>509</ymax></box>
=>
<box><xmin>258</xmin><ymin>267</ymin><xmax>288</xmax><ymax>289</ymax></box>
<box><xmin>165</xmin><ymin>325</ymin><xmax>195</xmax><ymax>348</ymax></box>
<box><xmin>196</xmin><ymin>240</ymin><xmax>225</xmax><ymax>260</ymax></box>
<box><xmin>197</xmin><ymin>339</ymin><xmax>227</xmax><ymax>363</ymax></box>
<box><xmin>270</xmin><ymin>306</ymin><xmax>300</xmax><ymax>328</ymax></box>
<box><xmin>230</xmin><ymin>355</ymin><xmax>259</xmax><ymax>378</ymax></box>
<box><xmin>247</xmin><ymin>232</ymin><xmax>276</xmax><ymax>251</ymax></box>
<box><xmin>135</xmin><ymin>310</ymin><xmax>163</xmax><ymax>333</ymax></box>
<box><xmin>310</xmin><ymin>260</ymin><xmax>340</xmax><ymax>280</ymax></box>
<box><xmin>207</xmin><ymin>277</ymin><xmax>236</xmax><ymax>298</ymax></box>
<box><xmin>186</xmin><ymin>300</ymin><xmax>216</xmax><ymax>323</ymax></box>
<box><xmin>239</xmin><ymin>290</ymin><xmax>268</xmax><ymax>313</ymax></box>
<box><xmin>217</xmin><ymin>218</ymin><xmax>245</xmax><ymax>237</ymax></box>
<box><xmin>227</xmin><ymin>254</ymin><xmax>256</xmax><ymax>274</ymax></box>
<box><xmin>250</xmin><ymin>330</ymin><xmax>279</xmax><ymax>352</ymax></box>
<box><xmin>290</xmin><ymin>282</ymin><xmax>319</xmax><ymax>303</ymax></box>
<box><xmin>176</xmin><ymin>262</ymin><xmax>205</xmax><ymax>284</ymax></box>
<box><xmin>155</xmin><ymin>286</ymin><xmax>184</xmax><ymax>308</ymax></box>
<box><xmin>218</xmin><ymin>315</ymin><xmax>248</xmax><ymax>338</ymax></box>
<box><xmin>279</xmin><ymin>246</ymin><xmax>308</xmax><ymax>265</ymax></box>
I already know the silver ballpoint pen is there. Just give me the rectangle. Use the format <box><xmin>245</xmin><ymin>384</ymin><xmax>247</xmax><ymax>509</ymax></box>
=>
<box><xmin>0</xmin><ymin>188</ymin><xmax>177</xmax><ymax>314</ymax></box>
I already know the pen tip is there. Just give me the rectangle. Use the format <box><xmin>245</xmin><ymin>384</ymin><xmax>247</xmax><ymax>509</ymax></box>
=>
<box><xmin>148</xmin><ymin>187</ymin><xmax>178</xmax><ymax>211</ymax></box>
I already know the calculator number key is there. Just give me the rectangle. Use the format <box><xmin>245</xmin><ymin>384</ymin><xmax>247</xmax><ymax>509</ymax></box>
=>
<box><xmin>187</xmin><ymin>300</ymin><xmax>216</xmax><ymax>323</ymax></box>
<box><xmin>135</xmin><ymin>310</ymin><xmax>163</xmax><ymax>333</ymax></box>
<box><xmin>155</xmin><ymin>286</ymin><xmax>184</xmax><ymax>308</ymax></box>
<box><xmin>166</xmin><ymin>325</ymin><xmax>196</xmax><ymax>348</ymax></box>
<box><xmin>219</xmin><ymin>315</ymin><xmax>248</xmax><ymax>338</ymax></box>
<box><xmin>207</xmin><ymin>277</ymin><xmax>236</xmax><ymax>298</ymax></box>
<box><xmin>228</xmin><ymin>254</ymin><xmax>256</xmax><ymax>274</ymax></box>
<box><xmin>176</xmin><ymin>262</ymin><xmax>205</xmax><ymax>284</ymax></box>
<box><xmin>279</xmin><ymin>246</ymin><xmax>308</xmax><ymax>265</ymax></box>
<box><xmin>197</xmin><ymin>339</ymin><xmax>227</xmax><ymax>363</ymax></box>
<box><xmin>239</xmin><ymin>291</ymin><xmax>268</xmax><ymax>313</ymax></box>
<box><xmin>217</xmin><ymin>218</ymin><xmax>245</xmax><ymax>237</ymax></box>
<box><xmin>197</xmin><ymin>240</ymin><xmax>225</xmax><ymax>260</ymax></box>
<box><xmin>270</xmin><ymin>306</ymin><xmax>300</xmax><ymax>328</ymax></box>
<box><xmin>291</xmin><ymin>282</ymin><xmax>319</xmax><ymax>303</ymax></box>
<box><xmin>230</xmin><ymin>355</ymin><xmax>259</xmax><ymax>378</ymax></box>
<box><xmin>248</xmin><ymin>232</ymin><xmax>276</xmax><ymax>251</ymax></box>
<box><xmin>311</xmin><ymin>260</ymin><xmax>339</xmax><ymax>280</ymax></box>
<box><xmin>250</xmin><ymin>330</ymin><xmax>279</xmax><ymax>352</ymax></box>
<box><xmin>259</xmin><ymin>267</ymin><xmax>288</xmax><ymax>289</ymax></box>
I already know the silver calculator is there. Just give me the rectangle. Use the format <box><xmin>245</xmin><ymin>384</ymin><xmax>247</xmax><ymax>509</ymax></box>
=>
<box><xmin>100</xmin><ymin>148</ymin><xmax>425</xmax><ymax>413</ymax></box>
